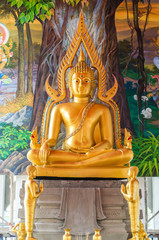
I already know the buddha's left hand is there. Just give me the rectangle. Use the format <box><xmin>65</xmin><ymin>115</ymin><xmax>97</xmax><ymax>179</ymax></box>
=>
<box><xmin>121</xmin><ymin>184</ymin><xmax>126</xmax><ymax>193</ymax></box>
<box><xmin>39</xmin><ymin>142</ymin><xmax>51</xmax><ymax>165</ymax></box>
<box><xmin>39</xmin><ymin>182</ymin><xmax>43</xmax><ymax>193</ymax></box>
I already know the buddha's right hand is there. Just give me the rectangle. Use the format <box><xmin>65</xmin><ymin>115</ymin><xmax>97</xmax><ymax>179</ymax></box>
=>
<box><xmin>39</xmin><ymin>142</ymin><xmax>51</xmax><ymax>165</ymax></box>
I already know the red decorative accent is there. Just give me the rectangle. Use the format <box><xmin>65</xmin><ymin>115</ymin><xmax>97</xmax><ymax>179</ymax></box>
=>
<box><xmin>31</xmin><ymin>134</ymin><xmax>35</xmax><ymax>138</ymax></box>
<box><xmin>9</xmin><ymin>223</ymin><xmax>14</xmax><ymax>228</ymax></box>
<box><xmin>151</xmin><ymin>75</ymin><xmax>159</xmax><ymax>81</ymax></box>
<box><xmin>128</xmin><ymin>136</ymin><xmax>132</xmax><ymax>140</ymax></box>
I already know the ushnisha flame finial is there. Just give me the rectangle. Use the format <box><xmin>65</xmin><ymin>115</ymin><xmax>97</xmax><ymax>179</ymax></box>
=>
<box><xmin>79</xmin><ymin>47</ymin><xmax>85</xmax><ymax>62</ymax></box>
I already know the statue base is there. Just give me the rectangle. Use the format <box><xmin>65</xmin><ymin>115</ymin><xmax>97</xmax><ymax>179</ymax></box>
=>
<box><xmin>19</xmin><ymin>179</ymin><xmax>132</xmax><ymax>240</ymax></box>
<box><xmin>36</xmin><ymin>166</ymin><xmax>130</xmax><ymax>178</ymax></box>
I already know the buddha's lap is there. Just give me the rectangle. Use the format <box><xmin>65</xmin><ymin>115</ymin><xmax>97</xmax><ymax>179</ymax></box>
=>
<box><xmin>27</xmin><ymin>148</ymin><xmax>133</xmax><ymax>166</ymax></box>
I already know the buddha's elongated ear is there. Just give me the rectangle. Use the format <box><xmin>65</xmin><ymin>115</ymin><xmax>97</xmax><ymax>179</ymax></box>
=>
<box><xmin>90</xmin><ymin>89</ymin><xmax>93</xmax><ymax>98</ymax></box>
<box><xmin>69</xmin><ymin>88</ymin><xmax>73</xmax><ymax>98</ymax></box>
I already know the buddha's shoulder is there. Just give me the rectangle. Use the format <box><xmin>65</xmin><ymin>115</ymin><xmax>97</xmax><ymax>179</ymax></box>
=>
<box><xmin>52</xmin><ymin>102</ymin><xmax>74</xmax><ymax>110</ymax></box>
<box><xmin>93</xmin><ymin>103</ymin><xmax>110</xmax><ymax>112</ymax></box>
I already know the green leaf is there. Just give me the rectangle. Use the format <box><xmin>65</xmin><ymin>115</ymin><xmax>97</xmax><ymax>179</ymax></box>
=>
<box><xmin>49</xmin><ymin>1</ymin><xmax>55</xmax><ymax>8</ymax></box>
<box><xmin>33</xmin><ymin>0</ymin><xmax>37</xmax><ymax>6</ymax></box>
<box><xmin>154</xmin><ymin>143</ymin><xmax>158</xmax><ymax>154</ymax></box>
<box><xmin>26</xmin><ymin>13</ymin><xmax>30</xmax><ymax>22</ymax></box>
<box><xmin>154</xmin><ymin>158</ymin><xmax>159</xmax><ymax>176</ymax></box>
<box><xmin>46</xmin><ymin>10</ymin><xmax>51</xmax><ymax>17</ymax></box>
<box><xmin>41</xmin><ymin>8</ymin><xmax>46</xmax><ymax>14</ymax></box>
<box><xmin>42</xmin><ymin>3</ymin><xmax>48</xmax><ymax>11</ymax></box>
<box><xmin>141</xmin><ymin>162</ymin><xmax>148</xmax><ymax>176</ymax></box>
<box><xmin>30</xmin><ymin>0</ymin><xmax>37</xmax><ymax>7</ymax></box>
<box><xmin>143</xmin><ymin>153</ymin><xmax>153</xmax><ymax>162</ymax></box>
<box><xmin>147</xmin><ymin>131</ymin><xmax>156</xmax><ymax>140</ymax></box>
<box><xmin>35</xmin><ymin>7</ymin><xmax>40</xmax><ymax>15</ymax></box>
<box><xmin>17</xmin><ymin>0</ymin><xmax>23</xmax><ymax>8</ymax></box>
<box><xmin>24</xmin><ymin>1</ymin><xmax>29</xmax><ymax>7</ymax></box>
<box><xmin>39</xmin><ymin>14</ymin><xmax>46</xmax><ymax>21</ymax></box>
<box><xmin>36</xmin><ymin>3</ymin><xmax>42</xmax><ymax>12</ymax></box>
<box><xmin>11</xmin><ymin>0</ymin><xmax>17</xmax><ymax>7</ymax></box>
<box><xmin>30</xmin><ymin>11</ymin><xmax>34</xmax><ymax>22</ymax></box>
<box><xmin>28</xmin><ymin>1</ymin><xmax>33</xmax><ymax>8</ymax></box>
<box><xmin>19</xmin><ymin>12</ymin><xmax>25</xmax><ymax>18</ymax></box>
<box><xmin>138</xmin><ymin>146</ymin><xmax>151</xmax><ymax>158</ymax></box>
<box><xmin>20</xmin><ymin>16</ymin><xmax>25</xmax><ymax>24</ymax></box>
<box><xmin>149</xmin><ymin>161</ymin><xmax>152</xmax><ymax>176</ymax></box>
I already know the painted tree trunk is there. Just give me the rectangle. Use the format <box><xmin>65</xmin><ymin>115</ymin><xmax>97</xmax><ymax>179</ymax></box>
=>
<box><xmin>26</xmin><ymin>22</ymin><xmax>33</xmax><ymax>94</ymax></box>
<box><xmin>133</xmin><ymin>0</ymin><xmax>147</xmax><ymax>135</ymax></box>
<box><xmin>17</xmin><ymin>23</ymin><xmax>25</xmax><ymax>98</ymax></box>
<box><xmin>30</xmin><ymin>0</ymin><xmax>134</xmax><ymax>134</ymax></box>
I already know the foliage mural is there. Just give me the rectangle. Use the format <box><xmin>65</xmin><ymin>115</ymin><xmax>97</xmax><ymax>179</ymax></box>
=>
<box><xmin>0</xmin><ymin>0</ymin><xmax>158</xmax><ymax>175</ymax></box>
<box><xmin>0</xmin><ymin>123</ymin><xmax>31</xmax><ymax>160</ymax></box>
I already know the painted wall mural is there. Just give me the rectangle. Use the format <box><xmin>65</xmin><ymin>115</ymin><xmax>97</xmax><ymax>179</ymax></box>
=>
<box><xmin>0</xmin><ymin>0</ymin><xmax>158</xmax><ymax>176</ymax></box>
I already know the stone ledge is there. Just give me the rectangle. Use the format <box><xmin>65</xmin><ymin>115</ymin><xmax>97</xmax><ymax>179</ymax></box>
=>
<box><xmin>40</xmin><ymin>179</ymin><xmax>126</xmax><ymax>188</ymax></box>
<box><xmin>33</xmin><ymin>232</ymin><xmax>128</xmax><ymax>240</ymax></box>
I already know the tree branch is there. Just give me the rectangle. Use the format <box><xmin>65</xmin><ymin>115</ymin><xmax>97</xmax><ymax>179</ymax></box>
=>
<box><xmin>35</xmin><ymin>16</ymin><xmax>43</xmax><ymax>25</ymax></box>
<box><xmin>49</xmin><ymin>17</ymin><xmax>61</xmax><ymax>40</ymax></box>
<box><xmin>143</xmin><ymin>0</ymin><xmax>151</xmax><ymax>37</ymax></box>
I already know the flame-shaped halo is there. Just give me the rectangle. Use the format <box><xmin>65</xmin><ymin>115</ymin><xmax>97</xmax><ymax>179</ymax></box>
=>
<box><xmin>42</xmin><ymin>10</ymin><xmax>120</xmax><ymax>143</ymax></box>
<box><xmin>45</xmin><ymin>10</ymin><xmax>118</xmax><ymax>103</ymax></box>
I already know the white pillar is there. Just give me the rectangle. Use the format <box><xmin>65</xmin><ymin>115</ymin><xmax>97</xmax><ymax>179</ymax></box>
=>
<box><xmin>153</xmin><ymin>178</ymin><xmax>159</xmax><ymax>230</ymax></box>
<box><xmin>138</xmin><ymin>177</ymin><xmax>146</xmax><ymax>227</ymax></box>
<box><xmin>0</xmin><ymin>175</ymin><xmax>5</xmax><ymax>224</ymax></box>
<box><xmin>14</xmin><ymin>175</ymin><xmax>27</xmax><ymax>223</ymax></box>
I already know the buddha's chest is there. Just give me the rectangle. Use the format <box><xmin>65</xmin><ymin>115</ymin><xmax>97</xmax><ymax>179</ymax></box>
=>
<box><xmin>61</xmin><ymin>105</ymin><xmax>99</xmax><ymax>130</ymax></box>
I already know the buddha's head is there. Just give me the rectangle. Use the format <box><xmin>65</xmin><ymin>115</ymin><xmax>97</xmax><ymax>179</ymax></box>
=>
<box><xmin>27</xmin><ymin>165</ymin><xmax>37</xmax><ymax>178</ymax></box>
<box><xmin>139</xmin><ymin>221</ymin><xmax>144</xmax><ymax>230</ymax></box>
<box><xmin>68</xmin><ymin>47</ymin><xmax>95</xmax><ymax>98</ymax></box>
<box><xmin>128</xmin><ymin>166</ymin><xmax>139</xmax><ymax>179</ymax></box>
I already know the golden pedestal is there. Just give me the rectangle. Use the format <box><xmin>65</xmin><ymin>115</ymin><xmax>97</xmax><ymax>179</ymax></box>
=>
<box><xmin>36</xmin><ymin>166</ymin><xmax>130</xmax><ymax>179</ymax></box>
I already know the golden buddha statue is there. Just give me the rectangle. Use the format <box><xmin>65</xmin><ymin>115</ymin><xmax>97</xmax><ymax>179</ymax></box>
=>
<box><xmin>24</xmin><ymin>166</ymin><xmax>43</xmax><ymax>240</ymax></box>
<box><xmin>27</xmin><ymin>10</ymin><xmax>133</xmax><ymax>178</ymax></box>
<box><xmin>93</xmin><ymin>229</ymin><xmax>102</xmax><ymax>240</ymax></box>
<box><xmin>138</xmin><ymin>221</ymin><xmax>149</xmax><ymax>240</ymax></box>
<box><xmin>63</xmin><ymin>229</ymin><xmax>72</xmax><ymax>240</ymax></box>
<box><xmin>121</xmin><ymin>166</ymin><xmax>140</xmax><ymax>240</ymax></box>
<box><xmin>12</xmin><ymin>223</ymin><xmax>26</xmax><ymax>240</ymax></box>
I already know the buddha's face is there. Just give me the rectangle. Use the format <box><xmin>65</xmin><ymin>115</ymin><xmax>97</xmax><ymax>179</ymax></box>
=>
<box><xmin>28</xmin><ymin>167</ymin><xmax>37</xmax><ymax>178</ymax></box>
<box><xmin>128</xmin><ymin>169</ymin><xmax>134</xmax><ymax>180</ymax></box>
<box><xmin>32</xmin><ymin>169</ymin><xmax>37</xmax><ymax>178</ymax></box>
<box><xmin>72</xmin><ymin>72</ymin><xmax>92</xmax><ymax>98</ymax></box>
